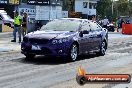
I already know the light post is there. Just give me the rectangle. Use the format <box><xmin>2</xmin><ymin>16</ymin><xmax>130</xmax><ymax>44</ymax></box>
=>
<box><xmin>112</xmin><ymin>0</ymin><xmax>114</xmax><ymax>15</ymax></box>
<box><xmin>112</xmin><ymin>0</ymin><xmax>119</xmax><ymax>15</ymax></box>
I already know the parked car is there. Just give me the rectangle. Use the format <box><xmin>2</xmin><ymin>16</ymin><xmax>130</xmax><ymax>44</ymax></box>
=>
<box><xmin>0</xmin><ymin>10</ymin><xmax>14</xmax><ymax>27</ymax></box>
<box><xmin>21</xmin><ymin>18</ymin><xmax>108</xmax><ymax>61</ymax></box>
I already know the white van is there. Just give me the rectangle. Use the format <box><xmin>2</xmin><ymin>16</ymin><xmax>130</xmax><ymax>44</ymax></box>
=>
<box><xmin>0</xmin><ymin>10</ymin><xmax>14</xmax><ymax>27</ymax></box>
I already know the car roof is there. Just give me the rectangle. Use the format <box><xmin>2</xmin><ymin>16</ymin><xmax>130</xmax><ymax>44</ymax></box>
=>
<box><xmin>59</xmin><ymin>18</ymin><xmax>92</xmax><ymax>23</ymax></box>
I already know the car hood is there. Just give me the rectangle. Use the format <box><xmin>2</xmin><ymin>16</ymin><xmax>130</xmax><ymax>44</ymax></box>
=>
<box><xmin>26</xmin><ymin>31</ymin><xmax>76</xmax><ymax>39</ymax></box>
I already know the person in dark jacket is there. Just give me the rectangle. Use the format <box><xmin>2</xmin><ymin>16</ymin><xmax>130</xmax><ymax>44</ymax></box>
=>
<box><xmin>22</xmin><ymin>13</ymin><xmax>27</xmax><ymax>37</ymax></box>
<box><xmin>120</xmin><ymin>19</ymin><xmax>124</xmax><ymax>28</ymax></box>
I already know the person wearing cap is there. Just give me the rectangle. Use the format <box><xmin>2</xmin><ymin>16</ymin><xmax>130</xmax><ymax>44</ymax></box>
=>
<box><xmin>11</xmin><ymin>11</ymin><xmax>22</xmax><ymax>43</ymax></box>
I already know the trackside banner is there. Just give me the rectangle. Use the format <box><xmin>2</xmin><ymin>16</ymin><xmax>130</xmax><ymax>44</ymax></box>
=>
<box><xmin>76</xmin><ymin>66</ymin><xmax>131</xmax><ymax>85</ymax></box>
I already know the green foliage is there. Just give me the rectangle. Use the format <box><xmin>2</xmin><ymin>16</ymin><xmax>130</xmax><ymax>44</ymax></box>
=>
<box><xmin>22</xmin><ymin>0</ymin><xmax>27</xmax><ymax>3</ymax></box>
<box><xmin>96</xmin><ymin>0</ymin><xmax>132</xmax><ymax>21</ymax></box>
<box><xmin>62</xmin><ymin>0</ymin><xmax>75</xmax><ymax>11</ymax></box>
<box><xmin>96</xmin><ymin>0</ymin><xmax>112</xmax><ymax>19</ymax></box>
<box><xmin>117</xmin><ymin>0</ymin><xmax>129</xmax><ymax>16</ymax></box>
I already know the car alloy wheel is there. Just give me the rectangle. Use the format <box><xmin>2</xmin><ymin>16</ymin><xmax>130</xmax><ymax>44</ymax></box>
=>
<box><xmin>70</xmin><ymin>44</ymin><xmax>78</xmax><ymax>61</ymax></box>
<box><xmin>97</xmin><ymin>41</ymin><xmax>107</xmax><ymax>56</ymax></box>
<box><xmin>101</xmin><ymin>41</ymin><xmax>106</xmax><ymax>55</ymax></box>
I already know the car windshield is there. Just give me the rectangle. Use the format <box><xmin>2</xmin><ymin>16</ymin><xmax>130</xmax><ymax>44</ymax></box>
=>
<box><xmin>40</xmin><ymin>19</ymin><xmax>80</xmax><ymax>32</ymax></box>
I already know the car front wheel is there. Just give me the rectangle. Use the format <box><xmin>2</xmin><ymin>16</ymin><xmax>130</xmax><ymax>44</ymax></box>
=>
<box><xmin>68</xmin><ymin>44</ymin><xmax>78</xmax><ymax>61</ymax></box>
<box><xmin>97</xmin><ymin>41</ymin><xmax>107</xmax><ymax>56</ymax></box>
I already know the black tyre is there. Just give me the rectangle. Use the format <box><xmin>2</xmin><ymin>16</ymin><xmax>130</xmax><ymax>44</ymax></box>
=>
<box><xmin>25</xmin><ymin>54</ymin><xmax>35</xmax><ymax>60</ymax></box>
<box><xmin>68</xmin><ymin>44</ymin><xmax>78</xmax><ymax>61</ymax></box>
<box><xmin>97</xmin><ymin>41</ymin><xmax>107</xmax><ymax>56</ymax></box>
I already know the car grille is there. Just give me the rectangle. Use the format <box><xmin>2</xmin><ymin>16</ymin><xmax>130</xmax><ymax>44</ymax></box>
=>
<box><xmin>32</xmin><ymin>48</ymin><xmax>52</xmax><ymax>54</ymax></box>
<box><xmin>23</xmin><ymin>37</ymin><xmax>49</xmax><ymax>44</ymax></box>
<box><xmin>29</xmin><ymin>38</ymin><xmax>49</xmax><ymax>44</ymax></box>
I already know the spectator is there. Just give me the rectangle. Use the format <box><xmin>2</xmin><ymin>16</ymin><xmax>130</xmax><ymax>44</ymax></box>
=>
<box><xmin>103</xmin><ymin>16</ymin><xmax>109</xmax><ymax>29</ymax></box>
<box><xmin>22</xmin><ymin>13</ymin><xmax>27</xmax><ymax>37</ymax></box>
<box><xmin>117</xmin><ymin>17</ymin><xmax>121</xmax><ymax>28</ymax></box>
<box><xmin>92</xmin><ymin>15</ymin><xmax>96</xmax><ymax>22</ymax></box>
<box><xmin>120</xmin><ymin>19</ymin><xmax>124</xmax><ymax>28</ymax></box>
<box><xmin>19</xmin><ymin>12</ymin><xmax>23</xmax><ymax>20</ymax></box>
<box><xmin>11</xmin><ymin>11</ymin><xmax>22</xmax><ymax>43</ymax></box>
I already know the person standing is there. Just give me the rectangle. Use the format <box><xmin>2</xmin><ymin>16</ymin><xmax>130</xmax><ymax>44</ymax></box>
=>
<box><xmin>92</xmin><ymin>15</ymin><xmax>96</xmax><ymax>22</ymax></box>
<box><xmin>117</xmin><ymin>17</ymin><xmax>121</xmax><ymax>28</ymax></box>
<box><xmin>120</xmin><ymin>19</ymin><xmax>124</xmax><ymax>28</ymax></box>
<box><xmin>11</xmin><ymin>11</ymin><xmax>22</xmax><ymax>43</ymax></box>
<box><xmin>20</xmin><ymin>12</ymin><xmax>23</xmax><ymax>20</ymax></box>
<box><xmin>103</xmin><ymin>16</ymin><xmax>109</xmax><ymax>29</ymax></box>
<box><xmin>22</xmin><ymin>13</ymin><xmax>27</xmax><ymax>37</ymax></box>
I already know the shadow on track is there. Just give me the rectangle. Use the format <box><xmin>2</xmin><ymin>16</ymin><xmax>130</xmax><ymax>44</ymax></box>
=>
<box><xmin>13</xmin><ymin>54</ymin><xmax>98</xmax><ymax>65</ymax></box>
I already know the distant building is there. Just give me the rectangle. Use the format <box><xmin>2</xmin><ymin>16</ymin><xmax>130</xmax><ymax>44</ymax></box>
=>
<box><xmin>0</xmin><ymin>0</ymin><xmax>18</xmax><ymax>18</ymax></box>
<box><xmin>18</xmin><ymin>0</ymin><xmax>63</xmax><ymax>32</ymax></box>
<box><xmin>75</xmin><ymin>0</ymin><xmax>99</xmax><ymax>19</ymax></box>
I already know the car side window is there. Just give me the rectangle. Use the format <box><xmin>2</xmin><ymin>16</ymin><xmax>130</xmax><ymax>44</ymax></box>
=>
<box><xmin>90</xmin><ymin>22</ymin><xmax>101</xmax><ymax>31</ymax></box>
<box><xmin>81</xmin><ymin>22</ymin><xmax>91</xmax><ymax>31</ymax></box>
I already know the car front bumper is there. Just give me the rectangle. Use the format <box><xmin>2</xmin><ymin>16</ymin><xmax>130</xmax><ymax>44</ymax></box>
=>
<box><xmin>21</xmin><ymin>42</ymin><xmax>70</xmax><ymax>57</ymax></box>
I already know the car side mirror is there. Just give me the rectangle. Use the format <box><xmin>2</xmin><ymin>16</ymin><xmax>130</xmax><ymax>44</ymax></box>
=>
<box><xmin>79</xmin><ymin>30</ymin><xmax>89</xmax><ymax>37</ymax></box>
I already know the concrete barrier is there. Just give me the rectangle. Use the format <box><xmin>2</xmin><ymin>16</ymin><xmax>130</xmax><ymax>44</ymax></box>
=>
<box><xmin>122</xmin><ymin>24</ymin><xmax>132</xmax><ymax>35</ymax></box>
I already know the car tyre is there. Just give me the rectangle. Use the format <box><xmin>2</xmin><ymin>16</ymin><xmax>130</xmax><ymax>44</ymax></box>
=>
<box><xmin>25</xmin><ymin>54</ymin><xmax>35</xmax><ymax>60</ymax></box>
<box><xmin>96</xmin><ymin>41</ymin><xmax>107</xmax><ymax>56</ymax></box>
<box><xmin>68</xmin><ymin>44</ymin><xmax>78</xmax><ymax>62</ymax></box>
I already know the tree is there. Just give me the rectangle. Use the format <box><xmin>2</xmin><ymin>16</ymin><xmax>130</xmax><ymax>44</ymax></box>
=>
<box><xmin>117</xmin><ymin>0</ymin><xmax>129</xmax><ymax>16</ymax></box>
<box><xmin>128</xmin><ymin>1</ymin><xmax>132</xmax><ymax>16</ymax></box>
<box><xmin>22</xmin><ymin>0</ymin><xmax>27</xmax><ymax>3</ymax></box>
<box><xmin>96</xmin><ymin>0</ymin><xmax>132</xmax><ymax>21</ymax></box>
<box><xmin>62</xmin><ymin>0</ymin><xmax>74</xmax><ymax>11</ymax></box>
<box><xmin>96</xmin><ymin>0</ymin><xmax>112</xmax><ymax>20</ymax></box>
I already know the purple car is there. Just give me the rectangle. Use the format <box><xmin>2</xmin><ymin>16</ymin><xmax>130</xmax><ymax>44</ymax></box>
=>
<box><xmin>21</xmin><ymin>18</ymin><xmax>108</xmax><ymax>61</ymax></box>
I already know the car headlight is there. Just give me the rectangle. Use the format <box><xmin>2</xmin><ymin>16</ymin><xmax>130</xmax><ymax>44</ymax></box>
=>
<box><xmin>52</xmin><ymin>38</ymin><xmax>69</xmax><ymax>44</ymax></box>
